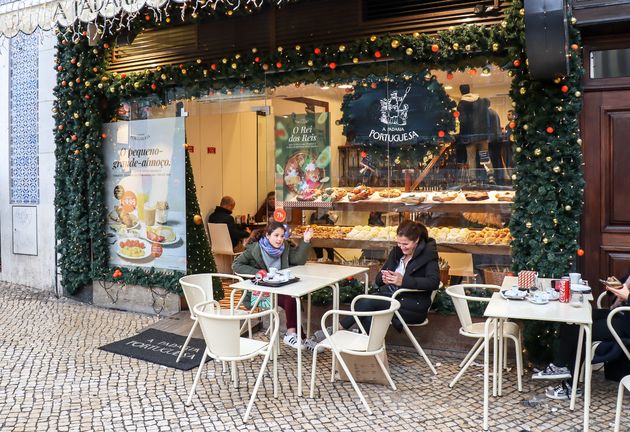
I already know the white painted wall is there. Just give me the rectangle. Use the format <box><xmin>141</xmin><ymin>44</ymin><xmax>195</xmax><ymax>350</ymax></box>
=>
<box><xmin>0</xmin><ymin>31</ymin><xmax>58</xmax><ymax>293</ymax></box>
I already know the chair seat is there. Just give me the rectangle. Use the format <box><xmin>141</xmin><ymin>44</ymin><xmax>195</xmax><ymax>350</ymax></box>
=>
<box><xmin>461</xmin><ymin>321</ymin><xmax>520</xmax><ymax>338</ymax></box>
<box><xmin>239</xmin><ymin>337</ymin><xmax>269</xmax><ymax>357</ymax></box>
<box><xmin>319</xmin><ymin>330</ymin><xmax>370</xmax><ymax>353</ymax></box>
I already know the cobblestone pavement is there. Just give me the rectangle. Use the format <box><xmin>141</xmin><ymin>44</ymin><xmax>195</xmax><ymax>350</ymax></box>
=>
<box><xmin>0</xmin><ymin>283</ymin><xmax>623</xmax><ymax>431</ymax></box>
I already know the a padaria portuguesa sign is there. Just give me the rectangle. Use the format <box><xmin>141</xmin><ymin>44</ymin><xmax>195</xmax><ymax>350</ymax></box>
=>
<box><xmin>340</xmin><ymin>74</ymin><xmax>455</xmax><ymax>150</ymax></box>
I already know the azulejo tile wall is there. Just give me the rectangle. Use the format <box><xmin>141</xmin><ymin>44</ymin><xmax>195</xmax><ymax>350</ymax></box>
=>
<box><xmin>9</xmin><ymin>31</ymin><xmax>40</xmax><ymax>205</ymax></box>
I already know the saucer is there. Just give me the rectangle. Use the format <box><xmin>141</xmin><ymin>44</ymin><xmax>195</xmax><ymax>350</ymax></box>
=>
<box><xmin>528</xmin><ymin>297</ymin><xmax>549</xmax><ymax>305</ymax></box>
<box><xmin>501</xmin><ymin>290</ymin><xmax>527</xmax><ymax>300</ymax></box>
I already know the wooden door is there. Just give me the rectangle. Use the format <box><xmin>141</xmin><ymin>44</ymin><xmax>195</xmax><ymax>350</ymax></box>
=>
<box><xmin>581</xmin><ymin>89</ymin><xmax>630</xmax><ymax>289</ymax></box>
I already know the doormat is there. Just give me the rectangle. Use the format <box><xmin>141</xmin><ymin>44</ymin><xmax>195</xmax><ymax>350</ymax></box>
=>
<box><xmin>99</xmin><ymin>328</ymin><xmax>206</xmax><ymax>371</ymax></box>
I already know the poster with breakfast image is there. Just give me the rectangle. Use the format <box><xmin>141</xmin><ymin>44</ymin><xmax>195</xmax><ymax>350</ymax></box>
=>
<box><xmin>103</xmin><ymin>117</ymin><xmax>187</xmax><ymax>271</ymax></box>
<box><xmin>275</xmin><ymin>112</ymin><xmax>331</xmax><ymax>207</ymax></box>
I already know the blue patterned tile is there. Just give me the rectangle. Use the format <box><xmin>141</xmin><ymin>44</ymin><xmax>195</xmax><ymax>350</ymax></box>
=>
<box><xmin>9</xmin><ymin>32</ymin><xmax>39</xmax><ymax>205</ymax></box>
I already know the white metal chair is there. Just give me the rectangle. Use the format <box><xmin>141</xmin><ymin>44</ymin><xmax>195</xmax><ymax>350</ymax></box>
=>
<box><xmin>310</xmin><ymin>295</ymin><xmax>401</xmax><ymax>415</ymax></box>
<box><xmin>439</xmin><ymin>252</ymin><xmax>477</xmax><ymax>282</ymax></box>
<box><xmin>391</xmin><ymin>284</ymin><xmax>441</xmax><ymax>375</ymax></box>
<box><xmin>208</xmin><ymin>223</ymin><xmax>243</xmax><ymax>274</ymax></box>
<box><xmin>185</xmin><ymin>300</ymin><xmax>280</xmax><ymax>422</ymax></box>
<box><xmin>446</xmin><ymin>284</ymin><xmax>523</xmax><ymax>391</ymax></box>
<box><xmin>178</xmin><ymin>273</ymin><xmax>252</xmax><ymax>363</ymax></box>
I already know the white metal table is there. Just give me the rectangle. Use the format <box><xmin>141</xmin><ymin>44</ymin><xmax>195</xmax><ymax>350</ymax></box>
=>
<box><xmin>482</xmin><ymin>292</ymin><xmax>593</xmax><ymax>431</ymax></box>
<box><xmin>229</xmin><ymin>263</ymin><xmax>369</xmax><ymax>396</ymax></box>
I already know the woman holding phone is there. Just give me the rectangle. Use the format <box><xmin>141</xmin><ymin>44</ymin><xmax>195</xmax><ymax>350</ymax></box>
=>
<box><xmin>334</xmin><ymin>220</ymin><xmax>440</xmax><ymax>334</ymax></box>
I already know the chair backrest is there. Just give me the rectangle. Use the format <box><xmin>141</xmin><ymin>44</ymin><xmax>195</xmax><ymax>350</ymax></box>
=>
<box><xmin>194</xmin><ymin>300</ymin><xmax>279</xmax><ymax>359</ymax></box>
<box><xmin>445</xmin><ymin>284</ymin><xmax>473</xmax><ymax>329</ymax></box>
<box><xmin>351</xmin><ymin>295</ymin><xmax>401</xmax><ymax>352</ymax></box>
<box><xmin>208</xmin><ymin>223</ymin><xmax>235</xmax><ymax>255</ymax></box>
<box><xmin>439</xmin><ymin>252</ymin><xmax>475</xmax><ymax>277</ymax></box>
<box><xmin>180</xmin><ymin>273</ymin><xmax>243</xmax><ymax>318</ymax></box>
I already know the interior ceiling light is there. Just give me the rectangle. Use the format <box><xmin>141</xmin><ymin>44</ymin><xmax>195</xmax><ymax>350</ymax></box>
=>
<box><xmin>321</xmin><ymin>86</ymin><xmax>330</xmax><ymax>90</ymax></box>
<box><xmin>338</xmin><ymin>84</ymin><xmax>353</xmax><ymax>89</ymax></box>
<box><xmin>444</xmin><ymin>85</ymin><xmax>453</xmax><ymax>90</ymax></box>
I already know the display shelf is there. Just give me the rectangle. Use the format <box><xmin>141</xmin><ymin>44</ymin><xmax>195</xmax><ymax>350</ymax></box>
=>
<box><xmin>301</xmin><ymin>237</ymin><xmax>511</xmax><ymax>256</ymax></box>
<box><xmin>286</xmin><ymin>199</ymin><xmax>512</xmax><ymax>214</ymax></box>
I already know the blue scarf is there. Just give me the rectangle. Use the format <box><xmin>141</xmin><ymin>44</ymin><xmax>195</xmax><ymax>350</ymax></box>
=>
<box><xmin>259</xmin><ymin>237</ymin><xmax>285</xmax><ymax>258</ymax></box>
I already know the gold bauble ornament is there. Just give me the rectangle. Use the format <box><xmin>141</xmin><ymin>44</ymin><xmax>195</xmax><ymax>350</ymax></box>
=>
<box><xmin>575</xmin><ymin>91</ymin><xmax>582</xmax><ymax>97</ymax></box>
<box><xmin>394</xmin><ymin>157</ymin><xmax>401</xmax><ymax>165</ymax></box>
<box><xmin>193</xmin><ymin>214</ymin><xmax>203</xmax><ymax>225</ymax></box>
<box><xmin>252</xmin><ymin>47</ymin><xmax>258</xmax><ymax>53</ymax></box>
<box><xmin>222</xmin><ymin>58</ymin><xmax>228</xmax><ymax>64</ymax></box>
<box><xmin>523</xmin><ymin>124</ymin><xmax>529</xmax><ymax>131</ymax></box>
<box><xmin>73</xmin><ymin>113</ymin><xmax>79</xmax><ymax>119</ymax></box>
<box><xmin>85</xmin><ymin>81</ymin><xmax>91</xmax><ymax>87</ymax></box>
<box><xmin>553</xmin><ymin>218</ymin><xmax>558</xmax><ymax>224</ymax></box>
<box><xmin>526</xmin><ymin>222</ymin><xmax>532</xmax><ymax>229</ymax></box>
<box><xmin>369</xmin><ymin>35</ymin><xmax>377</xmax><ymax>42</ymax></box>
<box><xmin>391</xmin><ymin>39</ymin><xmax>400</xmax><ymax>49</ymax></box>
<box><xmin>161</xmin><ymin>74</ymin><xmax>167</xmax><ymax>80</ymax></box>
<box><xmin>231</xmin><ymin>63</ymin><xmax>238</xmax><ymax>69</ymax></box>
<box><xmin>546</xmin><ymin>156</ymin><xmax>552</xmax><ymax>162</ymax></box>
<box><xmin>565</xmin><ymin>205</ymin><xmax>572</xmax><ymax>211</ymax></box>
<box><xmin>553</xmin><ymin>77</ymin><xmax>562</xmax><ymax>84</ymax></box>
<box><xmin>492</xmin><ymin>43</ymin><xmax>499</xmax><ymax>51</ymax></box>
<box><xmin>507</xmin><ymin>70</ymin><xmax>514</xmax><ymax>77</ymax></box>
<box><xmin>511</xmin><ymin>101</ymin><xmax>516</xmax><ymax>107</ymax></box>
<box><xmin>133</xmin><ymin>82</ymin><xmax>140</xmax><ymax>88</ymax></box>
<box><xmin>98</xmin><ymin>83</ymin><xmax>103</xmax><ymax>89</ymax></box>
<box><xmin>352</xmin><ymin>57</ymin><xmax>359</xmax><ymax>64</ymax></box>
<box><xmin>519</xmin><ymin>8</ymin><xmax>525</xmax><ymax>16</ymax></box>
<box><xmin>196</xmin><ymin>59</ymin><xmax>202</xmax><ymax>64</ymax></box>
<box><xmin>571</xmin><ymin>17</ymin><xmax>577</xmax><ymax>25</ymax></box>
<box><xmin>412</xmin><ymin>32</ymin><xmax>420</xmax><ymax>38</ymax></box>
<box><xmin>84</xmin><ymin>144</ymin><xmax>90</xmax><ymax>149</ymax></box>
<box><xmin>68</xmin><ymin>81</ymin><xmax>74</xmax><ymax>88</ymax></box>
<box><xmin>85</xmin><ymin>122</ymin><xmax>90</xmax><ymax>127</ymax></box>
<box><xmin>509</xmin><ymin>135</ymin><xmax>516</xmax><ymax>142</ymax></box>
<box><xmin>553</xmin><ymin>166</ymin><xmax>561</xmax><ymax>173</ymax></box>
<box><xmin>277</xmin><ymin>46</ymin><xmax>283</xmax><ymax>53</ymax></box>
<box><xmin>67</xmin><ymin>100</ymin><xmax>72</xmax><ymax>106</ymax></box>
<box><xmin>577</xmin><ymin>138</ymin><xmax>583</xmax><ymax>145</ymax></box>
<box><xmin>519</xmin><ymin>87</ymin><xmax>526</xmax><ymax>95</ymax></box>
<box><xmin>452</xmin><ymin>43</ymin><xmax>459</xmax><ymax>50</ymax></box>
<box><xmin>557</xmin><ymin>106</ymin><xmax>563</xmax><ymax>112</ymax></box>
<box><xmin>235</xmin><ymin>54</ymin><xmax>241</xmax><ymax>59</ymax></box>
<box><xmin>405</xmin><ymin>48</ymin><xmax>413</xmax><ymax>55</ymax></box>
<box><xmin>511</xmin><ymin>174</ymin><xmax>517</xmax><ymax>180</ymax></box>
<box><xmin>262</xmin><ymin>64</ymin><xmax>270</xmax><ymax>71</ymax></box>
<box><xmin>543</xmin><ymin>238</ymin><xmax>549</xmax><ymax>244</ymax></box>
<box><xmin>465</xmin><ymin>44</ymin><xmax>471</xmax><ymax>51</ymax></box>
<box><xmin>339</xmin><ymin>45</ymin><xmax>346</xmax><ymax>52</ymax></box>
<box><xmin>534</xmin><ymin>148</ymin><xmax>541</xmax><ymax>156</ymax></box>
<box><xmin>501</xmin><ymin>21</ymin><xmax>507</xmax><ymax>28</ymax></box>
<box><xmin>515</xmin><ymin>147</ymin><xmax>522</xmax><ymax>153</ymax></box>
<box><xmin>307</xmin><ymin>59</ymin><xmax>314</xmax><ymax>67</ymax></box>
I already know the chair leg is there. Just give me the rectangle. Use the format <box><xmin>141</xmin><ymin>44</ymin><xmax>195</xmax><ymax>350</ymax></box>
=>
<box><xmin>330</xmin><ymin>354</ymin><xmax>336</xmax><ymax>383</ymax></box>
<box><xmin>176</xmin><ymin>320</ymin><xmax>198</xmax><ymax>363</ymax></box>
<box><xmin>450</xmin><ymin>339</ymin><xmax>485</xmax><ymax>388</ymax></box>
<box><xmin>460</xmin><ymin>339</ymin><xmax>482</xmax><ymax>368</ymax></box>
<box><xmin>332</xmin><ymin>350</ymin><xmax>372</xmax><ymax>415</ymax></box>
<box><xmin>310</xmin><ymin>347</ymin><xmax>319</xmax><ymax>397</ymax></box>
<box><xmin>375</xmin><ymin>354</ymin><xmax>396</xmax><ymax>390</ymax></box>
<box><xmin>396</xmin><ymin>312</ymin><xmax>437</xmax><ymax>375</ymax></box>
<box><xmin>273</xmin><ymin>345</ymin><xmax>278</xmax><ymax>398</ymax></box>
<box><xmin>614</xmin><ymin>381</ymin><xmax>625</xmax><ymax>432</ymax></box>
<box><xmin>507</xmin><ymin>335</ymin><xmax>523</xmax><ymax>392</ymax></box>
<box><xmin>243</xmin><ymin>349</ymin><xmax>274</xmax><ymax>422</ymax></box>
<box><xmin>231</xmin><ymin>361</ymin><xmax>238</xmax><ymax>388</ymax></box>
<box><xmin>185</xmin><ymin>350</ymin><xmax>208</xmax><ymax>406</ymax></box>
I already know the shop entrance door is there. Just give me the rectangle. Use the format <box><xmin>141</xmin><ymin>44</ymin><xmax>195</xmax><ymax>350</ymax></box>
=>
<box><xmin>581</xmin><ymin>89</ymin><xmax>630</xmax><ymax>287</ymax></box>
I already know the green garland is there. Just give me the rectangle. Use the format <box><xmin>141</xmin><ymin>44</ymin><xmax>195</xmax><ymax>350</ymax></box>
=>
<box><xmin>54</xmin><ymin>1</ymin><xmax>584</xmax><ymax>352</ymax></box>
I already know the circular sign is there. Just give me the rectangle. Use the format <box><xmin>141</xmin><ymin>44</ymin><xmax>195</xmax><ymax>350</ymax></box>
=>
<box><xmin>273</xmin><ymin>208</ymin><xmax>286</xmax><ymax>222</ymax></box>
<box><xmin>120</xmin><ymin>191</ymin><xmax>137</xmax><ymax>213</ymax></box>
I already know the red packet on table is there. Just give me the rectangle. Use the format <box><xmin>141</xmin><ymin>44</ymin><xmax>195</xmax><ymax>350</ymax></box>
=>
<box><xmin>518</xmin><ymin>270</ymin><xmax>537</xmax><ymax>289</ymax></box>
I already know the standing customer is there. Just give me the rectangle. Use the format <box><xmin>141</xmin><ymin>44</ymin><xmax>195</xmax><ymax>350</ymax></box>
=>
<box><xmin>336</xmin><ymin>220</ymin><xmax>440</xmax><ymax>333</ymax></box>
<box><xmin>207</xmin><ymin>196</ymin><xmax>250</xmax><ymax>250</ymax></box>
<box><xmin>233</xmin><ymin>221</ymin><xmax>319</xmax><ymax>351</ymax></box>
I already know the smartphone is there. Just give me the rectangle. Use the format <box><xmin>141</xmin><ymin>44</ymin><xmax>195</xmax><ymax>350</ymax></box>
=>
<box><xmin>600</xmin><ymin>279</ymin><xmax>621</xmax><ymax>289</ymax></box>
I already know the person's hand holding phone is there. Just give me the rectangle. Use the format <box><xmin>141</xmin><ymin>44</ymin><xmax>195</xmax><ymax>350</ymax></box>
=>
<box><xmin>608</xmin><ymin>282</ymin><xmax>630</xmax><ymax>302</ymax></box>
<box><xmin>382</xmin><ymin>269</ymin><xmax>403</xmax><ymax>286</ymax></box>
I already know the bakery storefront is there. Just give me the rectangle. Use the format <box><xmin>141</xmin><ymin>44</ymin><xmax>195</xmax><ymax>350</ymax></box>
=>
<box><xmin>50</xmin><ymin>0</ymin><xmax>584</xmax><ymax>330</ymax></box>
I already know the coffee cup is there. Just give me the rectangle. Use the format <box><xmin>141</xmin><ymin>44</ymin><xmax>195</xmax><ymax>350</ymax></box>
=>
<box><xmin>268</xmin><ymin>267</ymin><xmax>278</xmax><ymax>276</ymax></box>
<box><xmin>569</xmin><ymin>273</ymin><xmax>581</xmax><ymax>285</ymax></box>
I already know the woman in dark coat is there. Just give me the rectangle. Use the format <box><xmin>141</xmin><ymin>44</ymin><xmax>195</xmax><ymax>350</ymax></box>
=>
<box><xmin>339</xmin><ymin>219</ymin><xmax>441</xmax><ymax>332</ymax></box>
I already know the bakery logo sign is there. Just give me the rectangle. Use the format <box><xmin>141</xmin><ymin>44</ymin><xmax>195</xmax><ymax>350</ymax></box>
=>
<box><xmin>342</xmin><ymin>80</ymin><xmax>449</xmax><ymax>147</ymax></box>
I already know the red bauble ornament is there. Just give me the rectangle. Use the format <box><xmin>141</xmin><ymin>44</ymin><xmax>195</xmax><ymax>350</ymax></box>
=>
<box><xmin>101</xmin><ymin>133</ymin><xmax>108</xmax><ymax>139</ymax></box>
<box><xmin>446</xmin><ymin>72</ymin><xmax>454</xmax><ymax>80</ymax></box>
<box><xmin>431</xmin><ymin>44</ymin><xmax>439</xmax><ymax>53</ymax></box>
<box><xmin>61</xmin><ymin>80</ymin><xmax>67</xmax><ymax>87</ymax></box>
<box><xmin>314</xmin><ymin>47</ymin><xmax>321</xmax><ymax>55</ymax></box>
<box><xmin>254</xmin><ymin>56</ymin><xmax>260</xmax><ymax>63</ymax></box>
<box><xmin>70</xmin><ymin>58</ymin><xmax>77</xmax><ymax>64</ymax></box>
<box><xmin>360</xmin><ymin>151</ymin><xmax>368</xmax><ymax>158</ymax></box>
<box><xmin>468</xmin><ymin>69</ymin><xmax>477</xmax><ymax>75</ymax></box>
<box><xmin>370</xmin><ymin>82</ymin><xmax>377</xmax><ymax>89</ymax></box>
<box><xmin>329</xmin><ymin>62</ymin><xmax>337</xmax><ymax>70</ymax></box>
<box><xmin>74</xmin><ymin>149</ymin><xmax>80</xmax><ymax>155</ymax></box>
<box><xmin>113</xmin><ymin>269</ymin><xmax>122</xmax><ymax>278</ymax></box>
<box><xmin>509</xmin><ymin>121</ymin><xmax>516</xmax><ymax>129</ymax></box>
<box><xmin>71</xmin><ymin>134</ymin><xmax>78</xmax><ymax>141</ymax></box>
<box><xmin>120</xmin><ymin>73</ymin><xmax>126</xmax><ymax>79</ymax></box>
<box><xmin>75</xmin><ymin>78</ymin><xmax>81</xmax><ymax>83</ymax></box>
<box><xmin>211</xmin><ymin>63</ymin><xmax>217</xmax><ymax>70</ymax></box>
<box><xmin>179</xmin><ymin>63</ymin><xmax>184</xmax><ymax>69</ymax></box>
<box><xmin>275</xmin><ymin>61</ymin><xmax>283</xmax><ymax>69</ymax></box>
<box><xmin>144</xmin><ymin>15</ymin><xmax>150</xmax><ymax>21</ymax></box>
<box><xmin>84</xmin><ymin>95</ymin><xmax>91</xmax><ymax>100</ymax></box>
<box><xmin>374</xmin><ymin>50</ymin><xmax>382</xmax><ymax>58</ymax></box>
<box><xmin>151</xmin><ymin>83</ymin><xmax>157</xmax><ymax>91</ymax></box>
<box><xmin>571</xmin><ymin>44</ymin><xmax>579</xmax><ymax>51</ymax></box>
<box><xmin>513</xmin><ymin>59</ymin><xmax>521</xmax><ymax>67</ymax></box>
<box><xmin>561</xmin><ymin>85</ymin><xmax>569</xmax><ymax>93</ymax></box>
<box><xmin>546</xmin><ymin>126</ymin><xmax>554</xmax><ymax>134</ymax></box>
<box><xmin>437</xmin><ymin>130</ymin><xmax>445</xmax><ymax>138</ymax></box>
<box><xmin>92</xmin><ymin>67</ymin><xmax>99</xmax><ymax>73</ymax></box>
<box><xmin>453</xmin><ymin>111</ymin><xmax>460</xmax><ymax>118</ymax></box>
<box><xmin>57</xmin><ymin>66</ymin><xmax>63</xmax><ymax>71</ymax></box>
<box><xmin>58</xmin><ymin>125</ymin><xmax>65</xmax><ymax>131</ymax></box>
<box><xmin>577</xmin><ymin>248</ymin><xmax>585</xmax><ymax>257</ymax></box>
<box><xmin>103</xmin><ymin>43</ymin><xmax>110</xmax><ymax>49</ymax></box>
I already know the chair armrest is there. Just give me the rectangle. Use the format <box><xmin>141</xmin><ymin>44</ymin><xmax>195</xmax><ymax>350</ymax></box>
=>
<box><xmin>596</xmin><ymin>290</ymin><xmax>610</xmax><ymax>309</ymax></box>
<box><xmin>607</xmin><ymin>306</ymin><xmax>630</xmax><ymax>362</ymax></box>
<box><xmin>320</xmin><ymin>309</ymin><xmax>369</xmax><ymax>337</ymax></box>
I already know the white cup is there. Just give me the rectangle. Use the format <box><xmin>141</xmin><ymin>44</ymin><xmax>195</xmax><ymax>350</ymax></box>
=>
<box><xmin>569</xmin><ymin>273</ymin><xmax>581</xmax><ymax>284</ymax></box>
<box><xmin>284</xmin><ymin>270</ymin><xmax>293</xmax><ymax>279</ymax></box>
<box><xmin>268</xmin><ymin>267</ymin><xmax>278</xmax><ymax>276</ymax></box>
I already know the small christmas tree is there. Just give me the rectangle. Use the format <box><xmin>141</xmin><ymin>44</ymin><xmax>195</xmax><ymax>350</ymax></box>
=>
<box><xmin>184</xmin><ymin>148</ymin><xmax>222</xmax><ymax>299</ymax></box>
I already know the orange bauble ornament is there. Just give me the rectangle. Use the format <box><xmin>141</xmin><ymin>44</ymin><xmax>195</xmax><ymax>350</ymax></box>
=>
<box><xmin>193</xmin><ymin>214</ymin><xmax>203</xmax><ymax>225</ymax></box>
<box><xmin>577</xmin><ymin>248</ymin><xmax>585</xmax><ymax>257</ymax></box>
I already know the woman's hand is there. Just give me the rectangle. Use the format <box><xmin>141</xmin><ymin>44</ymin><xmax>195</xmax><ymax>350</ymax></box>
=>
<box><xmin>303</xmin><ymin>227</ymin><xmax>314</xmax><ymax>243</ymax></box>
<box><xmin>608</xmin><ymin>282</ymin><xmax>630</xmax><ymax>302</ymax></box>
<box><xmin>382</xmin><ymin>271</ymin><xmax>404</xmax><ymax>286</ymax></box>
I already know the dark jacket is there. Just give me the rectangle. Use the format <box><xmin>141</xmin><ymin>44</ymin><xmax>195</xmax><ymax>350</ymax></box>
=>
<box><xmin>375</xmin><ymin>238</ymin><xmax>440</xmax><ymax>322</ymax></box>
<box><xmin>207</xmin><ymin>206</ymin><xmax>249</xmax><ymax>248</ymax></box>
<box><xmin>232</xmin><ymin>240</ymin><xmax>311</xmax><ymax>275</ymax></box>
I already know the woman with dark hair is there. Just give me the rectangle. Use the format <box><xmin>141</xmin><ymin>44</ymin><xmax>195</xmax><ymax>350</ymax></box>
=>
<box><xmin>336</xmin><ymin>219</ymin><xmax>440</xmax><ymax>333</ymax></box>
<box><xmin>254</xmin><ymin>192</ymin><xmax>275</xmax><ymax>222</ymax></box>
<box><xmin>232</xmin><ymin>221</ymin><xmax>318</xmax><ymax>351</ymax></box>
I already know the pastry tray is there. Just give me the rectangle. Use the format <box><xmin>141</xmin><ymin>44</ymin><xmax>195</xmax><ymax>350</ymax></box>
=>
<box><xmin>256</xmin><ymin>277</ymin><xmax>301</xmax><ymax>287</ymax></box>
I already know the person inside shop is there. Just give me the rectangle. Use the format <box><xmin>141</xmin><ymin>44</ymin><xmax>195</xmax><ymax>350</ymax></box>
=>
<box><xmin>309</xmin><ymin>209</ymin><xmax>335</xmax><ymax>262</ymax></box>
<box><xmin>254</xmin><ymin>191</ymin><xmax>275</xmax><ymax>222</ymax></box>
<box><xmin>457</xmin><ymin>84</ymin><xmax>495</xmax><ymax>183</ymax></box>
<box><xmin>313</xmin><ymin>220</ymin><xmax>440</xmax><ymax>341</ymax></box>
<box><xmin>232</xmin><ymin>221</ymin><xmax>320</xmax><ymax>352</ymax></box>
<box><xmin>207</xmin><ymin>196</ymin><xmax>250</xmax><ymax>251</ymax></box>
<box><xmin>534</xmin><ymin>269</ymin><xmax>630</xmax><ymax>400</ymax></box>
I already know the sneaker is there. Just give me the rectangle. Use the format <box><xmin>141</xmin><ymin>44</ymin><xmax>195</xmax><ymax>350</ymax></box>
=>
<box><xmin>545</xmin><ymin>380</ymin><xmax>582</xmax><ymax>400</ymax></box>
<box><xmin>313</xmin><ymin>326</ymin><xmax>333</xmax><ymax>343</ymax></box>
<box><xmin>532</xmin><ymin>363</ymin><xmax>572</xmax><ymax>380</ymax></box>
<box><xmin>283</xmin><ymin>333</ymin><xmax>303</xmax><ymax>350</ymax></box>
<box><xmin>303</xmin><ymin>337</ymin><xmax>325</xmax><ymax>354</ymax></box>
